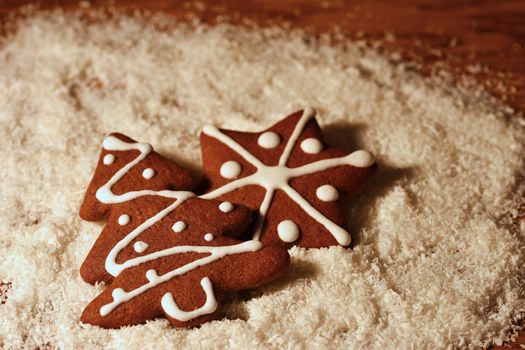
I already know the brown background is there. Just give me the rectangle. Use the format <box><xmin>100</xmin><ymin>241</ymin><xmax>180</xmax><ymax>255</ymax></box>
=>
<box><xmin>1</xmin><ymin>0</ymin><xmax>524</xmax><ymax>348</ymax></box>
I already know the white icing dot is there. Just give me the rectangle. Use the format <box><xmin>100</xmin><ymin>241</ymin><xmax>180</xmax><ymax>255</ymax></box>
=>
<box><xmin>103</xmin><ymin>154</ymin><xmax>115</xmax><ymax>165</ymax></box>
<box><xmin>172</xmin><ymin>221</ymin><xmax>187</xmax><ymax>233</ymax></box>
<box><xmin>118</xmin><ymin>214</ymin><xmax>130</xmax><ymax>226</ymax></box>
<box><xmin>142</xmin><ymin>168</ymin><xmax>155</xmax><ymax>179</ymax></box>
<box><xmin>204</xmin><ymin>233</ymin><xmax>215</xmax><ymax>242</ymax></box>
<box><xmin>133</xmin><ymin>241</ymin><xmax>149</xmax><ymax>253</ymax></box>
<box><xmin>220</xmin><ymin>160</ymin><xmax>242</xmax><ymax>179</ymax></box>
<box><xmin>277</xmin><ymin>220</ymin><xmax>300</xmax><ymax>243</ymax></box>
<box><xmin>300</xmin><ymin>138</ymin><xmax>323</xmax><ymax>154</ymax></box>
<box><xmin>316</xmin><ymin>184</ymin><xmax>340</xmax><ymax>202</ymax></box>
<box><xmin>257</xmin><ymin>131</ymin><xmax>281</xmax><ymax>149</ymax></box>
<box><xmin>218</xmin><ymin>201</ymin><xmax>235</xmax><ymax>213</ymax></box>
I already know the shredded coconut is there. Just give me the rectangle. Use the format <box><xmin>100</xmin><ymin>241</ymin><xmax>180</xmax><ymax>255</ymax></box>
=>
<box><xmin>0</xmin><ymin>11</ymin><xmax>524</xmax><ymax>350</ymax></box>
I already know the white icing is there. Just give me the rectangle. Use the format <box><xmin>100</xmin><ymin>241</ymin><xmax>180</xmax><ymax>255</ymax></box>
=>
<box><xmin>118</xmin><ymin>214</ymin><xmax>130</xmax><ymax>226</ymax></box>
<box><xmin>218</xmin><ymin>201</ymin><xmax>234</xmax><ymax>213</ymax></box>
<box><xmin>142</xmin><ymin>168</ymin><xmax>155</xmax><ymax>179</ymax></box>
<box><xmin>219</xmin><ymin>160</ymin><xmax>242</xmax><ymax>179</ymax></box>
<box><xmin>172</xmin><ymin>221</ymin><xmax>187</xmax><ymax>233</ymax></box>
<box><xmin>316</xmin><ymin>184</ymin><xmax>339</xmax><ymax>202</ymax></box>
<box><xmin>204</xmin><ymin>233</ymin><xmax>214</xmax><ymax>242</ymax></box>
<box><xmin>257</xmin><ymin>131</ymin><xmax>281</xmax><ymax>149</ymax></box>
<box><xmin>300</xmin><ymin>138</ymin><xmax>323</xmax><ymax>154</ymax></box>
<box><xmin>133</xmin><ymin>241</ymin><xmax>149</xmax><ymax>253</ymax></box>
<box><xmin>201</xmin><ymin>108</ymin><xmax>375</xmax><ymax>246</ymax></box>
<box><xmin>161</xmin><ymin>277</ymin><xmax>218</xmax><ymax>322</ymax></box>
<box><xmin>103</xmin><ymin>154</ymin><xmax>115</xmax><ymax>165</ymax></box>
<box><xmin>277</xmin><ymin>220</ymin><xmax>300</xmax><ymax>242</ymax></box>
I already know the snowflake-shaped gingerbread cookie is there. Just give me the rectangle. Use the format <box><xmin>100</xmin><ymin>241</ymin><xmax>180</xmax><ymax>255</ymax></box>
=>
<box><xmin>200</xmin><ymin>108</ymin><xmax>376</xmax><ymax>248</ymax></box>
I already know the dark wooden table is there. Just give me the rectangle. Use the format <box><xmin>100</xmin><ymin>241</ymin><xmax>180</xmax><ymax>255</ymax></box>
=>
<box><xmin>1</xmin><ymin>1</ymin><xmax>524</xmax><ymax>348</ymax></box>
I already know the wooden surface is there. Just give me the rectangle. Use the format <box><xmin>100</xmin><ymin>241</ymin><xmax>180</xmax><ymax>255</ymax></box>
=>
<box><xmin>1</xmin><ymin>1</ymin><xmax>524</xmax><ymax>348</ymax></box>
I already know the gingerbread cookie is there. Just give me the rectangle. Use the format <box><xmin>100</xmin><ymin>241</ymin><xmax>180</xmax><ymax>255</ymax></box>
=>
<box><xmin>79</xmin><ymin>134</ymin><xmax>289</xmax><ymax>328</ymax></box>
<box><xmin>200</xmin><ymin>108</ymin><xmax>376</xmax><ymax>248</ymax></box>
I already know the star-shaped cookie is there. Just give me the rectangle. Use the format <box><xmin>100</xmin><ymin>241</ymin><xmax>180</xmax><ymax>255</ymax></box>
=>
<box><xmin>199</xmin><ymin>108</ymin><xmax>377</xmax><ymax>248</ymax></box>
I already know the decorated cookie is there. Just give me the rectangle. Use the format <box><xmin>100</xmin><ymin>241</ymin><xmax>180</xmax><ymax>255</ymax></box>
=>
<box><xmin>80</xmin><ymin>196</ymin><xmax>289</xmax><ymax>328</ymax></box>
<box><xmin>79</xmin><ymin>133</ymin><xmax>195</xmax><ymax>222</ymax></box>
<box><xmin>200</xmin><ymin>108</ymin><xmax>376</xmax><ymax>248</ymax></box>
<box><xmin>79</xmin><ymin>134</ymin><xmax>289</xmax><ymax>328</ymax></box>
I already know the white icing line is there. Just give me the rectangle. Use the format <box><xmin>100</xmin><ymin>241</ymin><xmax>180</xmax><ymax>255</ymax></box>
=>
<box><xmin>161</xmin><ymin>277</ymin><xmax>218</xmax><ymax>322</ymax></box>
<box><xmin>287</xmin><ymin>150</ymin><xmax>375</xmax><ymax>178</ymax></box>
<box><xmin>199</xmin><ymin>175</ymin><xmax>253</xmax><ymax>200</ymax></box>
<box><xmin>251</xmin><ymin>188</ymin><xmax>274</xmax><ymax>241</ymax></box>
<box><xmin>278</xmin><ymin>107</ymin><xmax>316</xmax><ymax>166</ymax></box>
<box><xmin>282</xmin><ymin>184</ymin><xmax>351</xmax><ymax>246</ymax></box>
<box><xmin>202</xmin><ymin>125</ymin><xmax>264</xmax><ymax>168</ymax></box>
